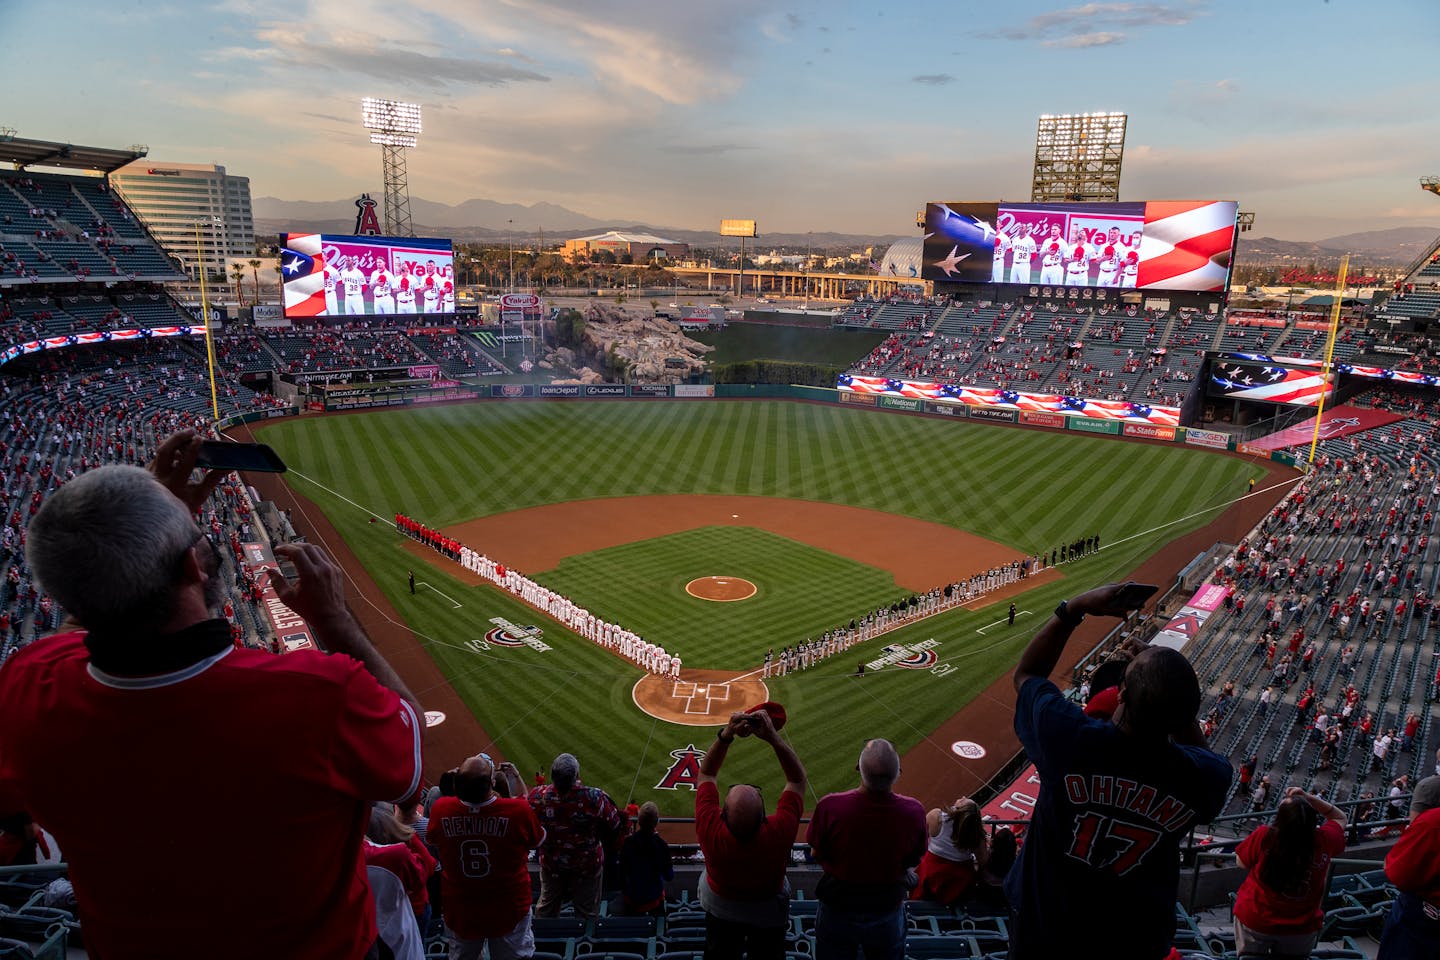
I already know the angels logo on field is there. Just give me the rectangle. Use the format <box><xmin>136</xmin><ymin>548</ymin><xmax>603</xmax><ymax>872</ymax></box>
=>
<box><xmin>656</xmin><ymin>744</ymin><xmax>706</xmax><ymax>791</ymax></box>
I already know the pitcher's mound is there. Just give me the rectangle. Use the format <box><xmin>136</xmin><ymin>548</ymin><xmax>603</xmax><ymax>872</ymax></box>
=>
<box><xmin>685</xmin><ymin>576</ymin><xmax>757</xmax><ymax>602</ymax></box>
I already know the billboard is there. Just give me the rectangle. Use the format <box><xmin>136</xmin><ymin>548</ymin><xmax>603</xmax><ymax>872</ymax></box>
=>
<box><xmin>921</xmin><ymin>200</ymin><xmax>1237</xmax><ymax>293</ymax></box>
<box><xmin>281</xmin><ymin>233</ymin><xmax>455</xmax><ymax>318</ymax></box>
<box><xmin>720</xmin><ymin>219</ymin><xmax>758</xmax><ymax>237</ymax></box>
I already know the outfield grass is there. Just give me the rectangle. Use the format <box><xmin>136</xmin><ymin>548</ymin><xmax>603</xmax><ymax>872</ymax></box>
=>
<box><xmin>689</xmin><ymin>324</ymin><xmax>885</xmax><ymax>366</ymax></box>
<box><xmin>258</xmin><ymin>400</ymin><xmax>1264</xmax><ymax>809</ymax></box>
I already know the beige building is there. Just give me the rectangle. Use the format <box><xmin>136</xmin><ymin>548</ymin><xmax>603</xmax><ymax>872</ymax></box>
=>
<box><xmin>561</xmin><ymin>230</ymin><xmax>689</xmax><ymax>263</ymax></box>
<box><xmin>111</xmin><ymin>161</ymin><xmax>254</xmax><ymax>285</ymax></box>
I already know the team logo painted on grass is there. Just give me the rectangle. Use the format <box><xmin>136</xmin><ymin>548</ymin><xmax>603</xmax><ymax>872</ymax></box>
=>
<box><xmin>655</xmin><ymin>744</ymin><xmax>706</xmax><ymax>791</ymax></box>
<box><xmin>424</xmin><ymin>711</ymin><xmax>447</xmax><ymax>728</ymax></box>
<box><xmin>866</xmin><ymin>639</ymin><xmax>944</xmax><ymax>672</ymax></box>
<box><xmin>466</xmin><ymin>617</ymin><xmax>551</xmax><ymax>653</ymax></box>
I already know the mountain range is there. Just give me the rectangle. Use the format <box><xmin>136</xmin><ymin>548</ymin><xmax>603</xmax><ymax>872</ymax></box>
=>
<box><xmin>252</xmin><ymin>195</ymin><xmax>1436</xmax><ymax>263</ymax></box>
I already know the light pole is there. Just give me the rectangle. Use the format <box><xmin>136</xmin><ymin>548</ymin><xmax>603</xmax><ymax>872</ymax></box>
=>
<box><xmin>192</xmin><ymin>216</ymin><xmax>224</xmax><ymax>420</ymax></box>
<box><xmin>805</xmin><ymin>231</ymin><xmax>812</xmax><ymax>308</ymax></box>
<box><xmin>507</xmin><ymin>219</ymin><xmax>514</xmax><ymax>294</ymax></box>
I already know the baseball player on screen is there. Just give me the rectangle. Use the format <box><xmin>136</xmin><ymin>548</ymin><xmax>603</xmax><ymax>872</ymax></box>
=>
<box><xmin>370</xmin><ymin>262</ymin><xmax>396</xmax><ymax>314</ymax></box>
<box><xmin>440</xmin><ymin>272</ymin><xmax>456</xmax><ymax>314</ymax></box>
<box><xmin>1064</xmin><ymin>226</ymin><xmax>1091</xmax><ymax>286</ymax></box>
<box><xmin>395</xmin><ymin>266</ymin><xmax>417</xmax><ymax>314</ymax></box>
<box><xmin>1009</xmin><ymin>225</ymin><xmax>1037</xmax><ymax>284</ymax></box>
<box><xmin>1095</xmin><ymin>235</ymin><xmax>1121</xmax><ymax>288</ymax></box>
<box><xmin>322</xmin><ymin>260</ymin><xmax>340</xmax><ymax>315</ymax></box>
<box><xmin>992</xmin><ymin>231</ymin><xmax>1011</xmax><ymax>283</ymax></box>
<box><xmin>340</xmin><ymin>257</ymin><xmax>367</xmax><ymax>315</ymax></box>
<box><xmin>1038</xmin><ymin>224</ymin><xmax>1064</xmax><ymax>286</ymax></box>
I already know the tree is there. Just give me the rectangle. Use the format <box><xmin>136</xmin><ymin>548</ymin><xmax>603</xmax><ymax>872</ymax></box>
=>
<box><xmin>248</xmin><ymin>258</ymin><xmax>263</xmax><ymax>304</ymax></box>
<box><xmin>229</xmin><ymin>263</ymin><xmax>247</xmax><ymax>306</ymax></box>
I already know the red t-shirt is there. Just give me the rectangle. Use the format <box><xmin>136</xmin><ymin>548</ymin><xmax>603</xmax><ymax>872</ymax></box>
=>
<box><xmin>1233</xmin><ymin>820</ymin><xmax>1344</xmax><ymax>933</ymax></box>
<box><xmin>694</xmin><ymin>781</ymin><xmax>803</xmax><ymax>900</ymax></box>
<box><xmin>806</xmin><ymin>788</ymin><xmax>928</xmax><ymax>894</ymax></box>
<box><xmin>0</xmin><ymin>632</ymin><xmax>422</xmax><ymax>960</ymax></box>
<box><xmin>1386</xmin><ymin>807</ymin><xmax>1440</xmax><ymax>904</ymax></box>
<box><xmin>428</xmin><ymin>795</ymin><xmax>544</xmax><ymax>938</ymax></box>
<box><xmin>364</xmin><ymin>840</ymin><xmax>427</xmax><ymax>916</ymax></box>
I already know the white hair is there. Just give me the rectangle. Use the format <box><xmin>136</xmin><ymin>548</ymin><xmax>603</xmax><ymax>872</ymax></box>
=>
<box><xmin>27</xmin><ymin>465</ymin><xmax>198</xmax><ymax>630</ymax></box>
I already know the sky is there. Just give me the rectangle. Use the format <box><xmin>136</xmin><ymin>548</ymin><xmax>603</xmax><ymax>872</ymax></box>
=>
<box><xmin>1</xmin><ymin>0</ymin><xmax>1437</xmax><ymax>240</ymax></box>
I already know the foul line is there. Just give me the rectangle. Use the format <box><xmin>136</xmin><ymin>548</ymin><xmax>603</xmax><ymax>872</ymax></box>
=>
<box><xmin>417</xmin><ymin>581</ymin><xmax>463</xmax><ymax>609</ymax></box>
<box><xmin>976</xmin><ymin>610</ymin><xmax>1033</xmax><ymax>635</ymax></box>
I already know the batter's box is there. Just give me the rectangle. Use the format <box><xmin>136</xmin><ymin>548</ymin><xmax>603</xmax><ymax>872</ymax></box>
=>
<box><xmin>677</xmin><ymin>681</ymin><xmax>731</xmax><ymax>715</ymax></box>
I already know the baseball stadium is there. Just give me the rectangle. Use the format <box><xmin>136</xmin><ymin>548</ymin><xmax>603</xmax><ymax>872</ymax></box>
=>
<box><xmin>2</xmin><ymin>11</ymin><xmax>1440</xmax><ymax>959</ymax></box>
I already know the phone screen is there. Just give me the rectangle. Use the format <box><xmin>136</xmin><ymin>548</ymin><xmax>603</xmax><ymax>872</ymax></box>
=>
<box><xmin>195</xmin><ymin>440</ymin><xmax>287</xmax><ymax>473</ymax></box>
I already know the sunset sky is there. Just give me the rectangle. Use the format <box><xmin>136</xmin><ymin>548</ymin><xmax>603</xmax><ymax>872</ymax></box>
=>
<box><xmin>2</xmin><ymin>0</ymin><xmax>1436</xmax><ymax>238</ymax></box>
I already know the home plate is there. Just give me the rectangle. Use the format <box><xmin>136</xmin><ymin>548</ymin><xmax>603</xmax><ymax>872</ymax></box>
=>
<box><xmin>696</xmin><ymin>685</ymin><xmax>708</xmax><ymax>694</ymax></box>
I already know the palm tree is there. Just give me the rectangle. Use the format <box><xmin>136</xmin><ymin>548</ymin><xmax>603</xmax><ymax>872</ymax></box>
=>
<box><xmin>248</xmin><ymin>258</ymin><xmax>263</xmax><ymax>304</ymax></box>
<box><xmin>230</xmin><ymin>263</ymin><xmax>247</xmax><ymax>306</ymax></box>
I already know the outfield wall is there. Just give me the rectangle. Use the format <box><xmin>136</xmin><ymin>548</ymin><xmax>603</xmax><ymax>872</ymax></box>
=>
<box><xmin>307</xmin><ymin>379</ymin><xmax>1300</xmax><ymax>469</ymax></box>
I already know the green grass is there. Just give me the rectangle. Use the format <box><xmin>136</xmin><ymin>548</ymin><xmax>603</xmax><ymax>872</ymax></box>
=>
<box><xmin>689</xmin><ymin>324</ymin><xmax>885</xmax><ymax>366</ymax></box>
<box><xmin>258</xmin><ymin>400</ymin><xmax>1263</xmax><ymax>811</ymax></box>
<box><xmin>535</xmin><ymin>527</ymin><xmax>902</xmax><ymax>669</ymax></box>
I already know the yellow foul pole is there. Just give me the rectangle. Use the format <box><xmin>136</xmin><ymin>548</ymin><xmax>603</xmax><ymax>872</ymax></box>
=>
<box><xmin>194</xmin><ymin>220</ymin><xmax>221</xmax><ymax>420</ymax></box>
<box><xmin>1306</xmin><ymin>254</ymin><xmax>1348</xmax><ymax>465</ymax></box>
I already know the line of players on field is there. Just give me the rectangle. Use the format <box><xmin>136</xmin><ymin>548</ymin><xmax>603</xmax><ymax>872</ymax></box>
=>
<box><xmin>994</xmin><ymin>223</ymin><xmax>1141</xmax><ymax>288</ymax></box>
<box><xmin>324</xmin><ymin>256</ymin><xmax>456</xmax><ymax>316</ymax></box>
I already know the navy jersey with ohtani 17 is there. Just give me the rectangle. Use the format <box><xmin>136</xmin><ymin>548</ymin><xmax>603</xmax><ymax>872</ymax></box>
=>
<box><xmin>1005</xmin><ymin>677</ymin><xmax>1231</xmax><ymax>960</ymax></box>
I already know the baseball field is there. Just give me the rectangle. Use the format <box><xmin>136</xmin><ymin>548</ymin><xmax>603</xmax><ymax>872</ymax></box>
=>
<box><xmin>256</xmin><ymin>399</ymin><xmax>1266</xmax><ymax>814</ymax></box>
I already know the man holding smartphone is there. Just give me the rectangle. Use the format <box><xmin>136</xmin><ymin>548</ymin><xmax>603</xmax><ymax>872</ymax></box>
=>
<box><xmin>1007</xmin><ymin>582</ymin><xmax>1231</xmax><ymax>960</ymax></box>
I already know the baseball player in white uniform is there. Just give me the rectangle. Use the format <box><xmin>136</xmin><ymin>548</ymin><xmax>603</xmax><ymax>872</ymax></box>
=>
<box><xmin>1064</xmin><ymin>229</ymin><xmax>1092</xmax><ymax>286</ymax></box>
<box><xmin>322</xmin><ymin>262</ymin><xmax>340</xmax><ymax>315</ymax></box>
<box><xmin>421</xmin><ymin>275</ymin><xmax>440</xmax><ymax>314</ymax></box>
<box><xmin>992</xmin><ymin>232</ymin><xmax>1010</xmax><ymax>283</ymax></box>
<box><xmin>1038</xmin><ymin>226</ymin><xmax>1065</xmax><ymax>285</ymax></box>
<box><xmin>395</xmin><ymin>270</ymin><xmax>417</xmax><ymax>314</ymax></box>
<box><xmin>1122</xmin><ymin>249</ymin><xmax>1140</xmax><ymax>288</ymax></box>
<box><xmin>1008</xmin><ymin>226</ymin><xmax>1037</xmax><ymax>284</ymax></box>
<box><xmin>1094</xmin><ymin>240</ymin><xmax>1121</xmax><ymax>288</ymax></box>
<box><xmin>370</xmin><ymin>266</ymin><xmax>396</xmax><ymax>314</ymax></box>
<box><xmin>669</xmin><ymin>653</ymin><xmax>681</xmax><ymax>679</ymax></box>
<box><xmin>440</xmin><ymin>276</ymin><xmax>455</xmax><ymax>314</ymax></box>
<box><xmin>340</xmin><ymin>259</ymin><xmax>367</xmax><ymax>314</ymax></box>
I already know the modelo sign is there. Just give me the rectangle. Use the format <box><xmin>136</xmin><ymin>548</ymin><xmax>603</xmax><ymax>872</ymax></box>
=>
<box><xmin>500</xmin><ymin>293</ymin><xmax>540</xmax><ymax>310</ymax></box>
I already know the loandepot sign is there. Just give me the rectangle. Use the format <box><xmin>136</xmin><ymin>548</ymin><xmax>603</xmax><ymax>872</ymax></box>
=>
<box><xmin>466</xmin><ymin>617</ymin><xmax>551</xmax><ymax>653</ymax></box>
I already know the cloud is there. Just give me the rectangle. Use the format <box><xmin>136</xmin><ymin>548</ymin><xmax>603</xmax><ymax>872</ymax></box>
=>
<box><xmin>911</xmin><ymin>74</ymin><xmax>955</xmax><ymax>85</ymax></box>
<box><xmin>1044</xmin><ymin>31</ymin><xmax>1126</xmax><ymax>47</ymax></box>
<box><xmin>249</xmin><ymin>27</ymin><xmax>550</xmax><ymax>89</ymax></box>
<box><xmin>658</xmin><ymin>143</ymin><xmax>754</xmax><ymax>156</ymax></box>
<box><xmin>984</xmin><ymin>2</ymin><xmax>1201</xmax><ymax>46</ymax></box>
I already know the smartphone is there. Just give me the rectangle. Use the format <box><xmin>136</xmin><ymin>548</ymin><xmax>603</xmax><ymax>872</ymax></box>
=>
<box><xmin>196</xmin><ymin>440</ymin><xmax>287</xmax><ymax>473</ymax></box>
<box><xmin>1114</xmin><ymin>582</ymin><xmax>1159</xmax><ymax>610</ymax></box>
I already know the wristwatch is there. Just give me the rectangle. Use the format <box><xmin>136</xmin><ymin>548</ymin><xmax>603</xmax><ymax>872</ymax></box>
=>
<box><xmin>1055</xmin><ymin>599</ymin><xmax>1085</xmax><ymax>628</ymax></box>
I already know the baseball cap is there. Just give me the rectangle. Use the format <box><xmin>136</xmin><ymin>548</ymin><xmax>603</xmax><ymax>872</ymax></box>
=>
<box><xmin>1410</xmin><ymin>774</ymin><xmax>1440</xmax><ymax>816</ymax></box>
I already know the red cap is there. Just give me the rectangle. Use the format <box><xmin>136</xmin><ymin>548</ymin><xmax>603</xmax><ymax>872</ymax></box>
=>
<box><xmin>746</xmin><ymin>700</ymin><xmax>787</xmax><ymax>731</ymax></box>
<box><xmin>1084</xmin><ymin>686</ymin><xmax>1120</xmax><ymax>720</ymax></box>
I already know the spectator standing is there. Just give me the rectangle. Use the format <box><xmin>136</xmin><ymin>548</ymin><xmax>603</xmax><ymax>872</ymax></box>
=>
<box><xmin>694</xmin><ymin>707</ymin><xmax>807</xmax><ymax>960</ymax></box>
<box><xmin>1007</xmin><ymin>583</ymin><xmax>1231</xmax><ymax>960</ymax></box>
<box><xmin>805</xmin><ymin>739</ymin><xmax>927</xmax><ymax>960</ymax></box>
<box><xmin>911</xmin><ymin>797</ymin><xmax>988</xmax><ymax>907</ymax></box>
<box><xmin>1232</xmin><ymin>788</ymin><xmax>1347</xmax><ymax>958</ymax></box>
<box><xmin>1377</xmin><ymin>775</ymin><xmax>1440</xmax><ymax>958</ymax></box>
<box><xmin>528</xmin><ymin>752</ymin><xmax>623</xmax><ymax>918</ymax></box>
<box><xmin>618</xmin><ymin>802</ymin><xmax>672</xmax><ymax>916</ymax></box>
<box><xmin>428</xmin><ymin>755</ymin><xmax>543</xmax><ymax>960</ymax></box>
<box><xmin>0</xmin><ymin>432</ymin><xmax>425</xmax><ymax>960</ymax></box>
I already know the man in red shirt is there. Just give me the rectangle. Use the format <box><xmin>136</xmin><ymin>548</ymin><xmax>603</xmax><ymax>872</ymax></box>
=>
<box><xmin>806</xmin><ymin>739</ymin><xmax>927</xmax><ymax>960</ymax></box>
<box><xmin>696</xmin><ymin>709</ymin><xmax>807</xmax><ymax>960</ymax></box>
<box><xmin>428</xmin><ymin>755</ymin><xmax>544</xmax><ymax>960</ymax></box>
<box><xmin>0</xmin><ymin>431</ymin><xmax>424</xmax><ymax>960</ymax></box>
<box><xmin>528</xmin><ymin>752</ymin><xmax>624</xmax><ymax>918</ymax></box>
<box><xmin>1378</xmin><ymin>775</ymin><xmax>1440</xmax><ymax>957</ymax></box>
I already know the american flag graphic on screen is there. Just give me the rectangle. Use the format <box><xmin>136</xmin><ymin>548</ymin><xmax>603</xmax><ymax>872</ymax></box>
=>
<box><xmin>1137</xmin><ymin>201</ymin><xmax>1238</xmax><ymax>291</ymax></box>
<box><xmin>281</xmin><ymin>234</ymin><xmax>328</xmax><ymax>317</ymax></box>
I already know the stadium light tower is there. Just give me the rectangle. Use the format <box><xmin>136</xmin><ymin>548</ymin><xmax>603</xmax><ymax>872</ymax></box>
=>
<box><xmin>361</xmin><ymin>97</ymin><xmax>421</xmax><ymax>237</ymax></box>
<box><xmin>1031</xmin><ymin>112</ymin><xmax>1127</xmax><ymax>203</ymax></box>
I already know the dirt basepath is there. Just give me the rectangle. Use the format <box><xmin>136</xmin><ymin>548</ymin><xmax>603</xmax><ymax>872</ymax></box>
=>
<box><xmin>429</xmin><ymin>494</ymin><xmax>1034</xmax><ymax>592</ymax></box>
<box><xmin>897</xmin><ymin>456</ymin><xmax>1297</xmax><ymax>806</ymax></box>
